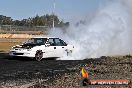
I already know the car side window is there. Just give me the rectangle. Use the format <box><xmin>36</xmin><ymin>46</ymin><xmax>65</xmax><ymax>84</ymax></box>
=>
<box><xmin>36</xmin><ymin>39</ymin><xmax>43</xmax><ymax>44</ymax></box>
<box><xmin>60</xmin><ymin>39</ymin><xmax>67</xmax><ymax>46</ymax></box>
<box><xmin>48</xmin><ymin>38</ymin><xmax>55</xmax><ymax>46</ymax></box>
<box><xmin>54</xmin><ymin>38</ymin><xmax>67</xmax><ymax>46</ymax></box>
<box><xmin>35</xmin><ymin>38</ymin><xmax>47</xmax><ymax>45</ymax></box>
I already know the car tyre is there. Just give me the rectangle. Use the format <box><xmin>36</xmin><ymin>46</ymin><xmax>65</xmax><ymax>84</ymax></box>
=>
<box><xmin>35</xmin><ymin>50</ymin><xmax>43</xmax><ymax>61</ymax></box>
<box><xmin>65</xmin><ymin>49</ymin><xmax>72</xmax><ymax>56</ymax></box>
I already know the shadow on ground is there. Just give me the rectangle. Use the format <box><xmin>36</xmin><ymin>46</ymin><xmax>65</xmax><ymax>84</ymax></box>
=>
<box><xmin>0</xmin><ymin>53</ymin><xmax>56</xmax><ymax>61</ymax></box>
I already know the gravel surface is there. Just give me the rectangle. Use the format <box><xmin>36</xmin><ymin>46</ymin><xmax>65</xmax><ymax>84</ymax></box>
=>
<box><xmin>0</xmin><ymin>53</ymin><xmax>131</xmax><ymax>88</ymax></box>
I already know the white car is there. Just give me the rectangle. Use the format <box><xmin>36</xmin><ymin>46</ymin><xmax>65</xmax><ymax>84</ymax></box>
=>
<box><xmin>9</xmin><ymin>36</ymin><xmax>74</xmax><ymax>61</ymax></box>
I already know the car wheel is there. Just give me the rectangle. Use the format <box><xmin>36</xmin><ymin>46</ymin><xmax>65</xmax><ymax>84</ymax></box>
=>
<box><xmin>65</xmin><ymin>49</ymin><xmax>72</xmax><ymax>56</ymax></box>
<box><xmin>35</xmin><ymin>50</ymin><xmax>43</xmax><ymax>61</ymax></box>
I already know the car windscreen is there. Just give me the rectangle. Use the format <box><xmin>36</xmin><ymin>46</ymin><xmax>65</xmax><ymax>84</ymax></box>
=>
<box><xmin>24</xmin><ymin>38</ymin><xmax>47</xmax><ymax>45</ymax></box>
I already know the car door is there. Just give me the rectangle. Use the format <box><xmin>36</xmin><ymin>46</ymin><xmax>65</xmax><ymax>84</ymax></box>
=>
<box><xmin>54</xmin><ymin>38</ymin><xmax>67</xmax><ymax>57</ymax></box>
<box><xmin>43</xmin><ymin>38</ymin><xmax>56</xmax><ymax>57</ymax></box>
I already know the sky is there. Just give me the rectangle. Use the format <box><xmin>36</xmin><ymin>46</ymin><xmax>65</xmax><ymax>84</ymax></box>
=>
<box><xmin>0</xmin><ymin>0</ymin><xmax>105</xmax><ymax>22</ymax></box>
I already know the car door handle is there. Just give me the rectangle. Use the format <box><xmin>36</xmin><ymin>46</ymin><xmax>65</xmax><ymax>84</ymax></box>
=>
<box><xmin>54</xmin><ymin>47</ymin><xmax>56</xmax><ymax>49</ymax></box>
<box><xmin>62</xmin><ymin>47</ymin><xmax>64</xmax><ymax>48</ymax></box>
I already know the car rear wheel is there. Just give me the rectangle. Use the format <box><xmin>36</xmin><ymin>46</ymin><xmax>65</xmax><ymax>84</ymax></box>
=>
<box><xmin>35</xmin><ymin>50</ymin><xmax>43</xmax><ymax>61</ymax></box>
<box><xmin>65</xmin><ymin>49</ymin><xmax>72</xmax><ymax>56</ymax></box>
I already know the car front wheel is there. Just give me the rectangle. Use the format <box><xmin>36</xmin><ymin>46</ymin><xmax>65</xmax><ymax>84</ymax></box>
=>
<box><xmin>35</xmin><ymin>50</ymin><xmax>43</xmax><ymax>61</ymax></box>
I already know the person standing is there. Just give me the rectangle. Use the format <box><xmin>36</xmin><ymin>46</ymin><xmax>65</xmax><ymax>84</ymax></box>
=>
<box><xmin>80</xmin><ymin>64</ymin><xmax>91</xmax><ymax>86</ymax></box>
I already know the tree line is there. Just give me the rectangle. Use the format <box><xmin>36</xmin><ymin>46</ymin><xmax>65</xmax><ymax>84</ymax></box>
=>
<box><xmin>0</xmin><ymin>14</ymin><xmax>69</xmax><ymax>28</ymax></box>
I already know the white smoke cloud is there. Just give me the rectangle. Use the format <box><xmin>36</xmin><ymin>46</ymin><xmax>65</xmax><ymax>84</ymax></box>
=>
<box><xmin>49</xmin><ymin>0</ymin><xmax>132</xmax><ymax>60</ymax></box>
<box><xmin>122</xmin><ymin>0</ymin><xmax>132</xmax><ymax>8</ymax></box>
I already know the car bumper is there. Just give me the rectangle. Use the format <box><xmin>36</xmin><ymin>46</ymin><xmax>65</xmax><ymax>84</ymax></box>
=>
<box><xmin>9</xmin><ymin>51</ymin><xmax>36</xmax><ymax>58</ymax></box>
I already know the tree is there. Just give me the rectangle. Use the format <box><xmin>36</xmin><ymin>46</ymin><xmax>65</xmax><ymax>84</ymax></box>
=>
<box><xmin>0</xmin><ymin>14</ymin><xmax>70</xmax><ymax>30</ymax></box>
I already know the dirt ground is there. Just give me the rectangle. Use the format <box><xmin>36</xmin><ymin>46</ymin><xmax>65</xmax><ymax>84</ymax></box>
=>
<box><xmin>0</xmin><ymin>53</ymin><xmax>131</xmax><ymax>88</ymax></box>
<box><xmin>47</xmin><ymin>56</ymin><xmax>132</xmax><ymax>88</ymax></box>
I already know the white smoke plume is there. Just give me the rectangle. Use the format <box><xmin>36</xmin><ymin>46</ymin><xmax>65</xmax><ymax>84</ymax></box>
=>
<box><xmin>49</xmin><ymin>0</ymin><xmax>132</xmax><ymax>60</ymax></box>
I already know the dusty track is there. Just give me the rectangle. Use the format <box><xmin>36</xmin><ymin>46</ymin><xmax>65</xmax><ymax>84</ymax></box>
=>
<box><xmin>0</xmin><ymin>53</ymin><xmax>101</xmax><ymax>88</ymax></box>
<box><xmin>0</xmin><ymin>53</ymin><xmax>131</xmax><ymax>88</ymax></box>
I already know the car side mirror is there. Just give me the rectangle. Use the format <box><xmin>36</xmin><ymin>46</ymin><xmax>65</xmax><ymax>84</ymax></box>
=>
<box><xmin>45</xmin><ymin>43</ymin><xmax>50</xmax><ymax>47</ymax></box>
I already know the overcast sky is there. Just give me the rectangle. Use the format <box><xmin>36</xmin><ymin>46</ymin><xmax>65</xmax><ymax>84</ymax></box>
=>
<box><xmin>0</xmin><ymin>0</ymin><xmax>105</xmax><ymax>22</ymax></box>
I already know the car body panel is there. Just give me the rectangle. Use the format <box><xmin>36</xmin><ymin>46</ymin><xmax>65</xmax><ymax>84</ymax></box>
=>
<box><xmin>9</xmin><ymin>37</ymin><xmax>74</xmax><ymax>59</ymax></box>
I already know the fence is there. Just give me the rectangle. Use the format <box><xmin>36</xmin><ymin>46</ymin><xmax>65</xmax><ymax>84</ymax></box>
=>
<box><xmin>0</xmin><ymin>25</ymin><xmax>49</xmax><ymax>35</ymax></box>
<box><xmin>0</xmin><ymin>25</ymin><xmax>50</xmax><ymax>31</ymax></box>
<box><xmin>0</xmin><ymin>25</ymin><xmax>49</xmax><ymax>52</ymax></box>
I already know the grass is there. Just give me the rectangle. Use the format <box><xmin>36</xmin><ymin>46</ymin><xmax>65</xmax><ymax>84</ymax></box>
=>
<box><xmin>0</xmin><ymin>38</ymin><xmax>27</xmax><ymax>52</ymax></box>
<box><xmin>0</xmin><ymin>42</ymin><xmax>20</xmax><ymax>52</ymax></box>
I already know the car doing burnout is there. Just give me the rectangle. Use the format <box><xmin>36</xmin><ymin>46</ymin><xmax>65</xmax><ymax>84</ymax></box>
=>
<box><xmin>9</xmin><ymin>36</ymin><xmax>74</xmax><ymax>61</ymax></box>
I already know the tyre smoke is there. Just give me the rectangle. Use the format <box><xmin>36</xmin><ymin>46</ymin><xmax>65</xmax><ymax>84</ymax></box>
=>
<box><xmin>49</xmin><ymin>0</ymin><xmax>132</xmax><ymax>60</ymax></box>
